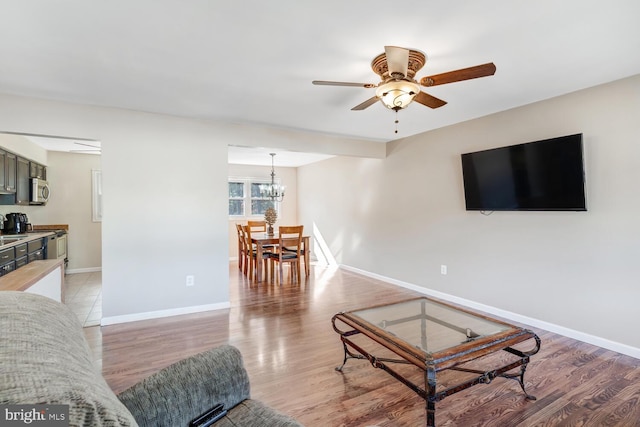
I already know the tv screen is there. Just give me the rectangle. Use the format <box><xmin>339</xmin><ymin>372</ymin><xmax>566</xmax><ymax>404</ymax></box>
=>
<box><xmin>461</xmin><ymin>133</ymin><xmax>587</xmax><ymax>211</ymax></box>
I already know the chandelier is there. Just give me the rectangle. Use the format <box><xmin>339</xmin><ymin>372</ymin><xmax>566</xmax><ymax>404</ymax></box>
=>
<box><xmin>261</xmin><ymin>153</ymin><xmax>285</xmax><ymax>202</ymax></box>
<box><xmin>261</xmin><ymin>153</ymin><xmax>285</xmax><ymax>235</ymax></box>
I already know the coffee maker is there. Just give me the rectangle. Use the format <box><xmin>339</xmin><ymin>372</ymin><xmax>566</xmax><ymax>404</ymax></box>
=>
<box><xmin>3</xmin><ymin>213</ymin><xmax>29</xmax><ymax>234</ymax></box>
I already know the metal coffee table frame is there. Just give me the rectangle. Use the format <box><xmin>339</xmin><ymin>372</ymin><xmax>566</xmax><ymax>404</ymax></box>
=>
<box><xmin>331</xmin><ymin>297</ymin><xmax>541</xmax><ymax>427</ymax></box>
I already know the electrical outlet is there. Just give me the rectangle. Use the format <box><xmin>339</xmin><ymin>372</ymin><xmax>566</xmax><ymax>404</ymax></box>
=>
<box><xmin>186</xmin><ymin>275</ymin><xmax>195</xmax><ymax>287</ymax></box>
<box><xmin>440</xmin><ymin>265</ymin><xmax>447</xmax><ymax>275</ymax></box>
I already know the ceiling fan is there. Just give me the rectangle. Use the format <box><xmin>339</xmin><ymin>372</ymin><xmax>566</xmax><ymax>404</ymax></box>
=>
<box><xmin>312</xmin><ymin>46</ymin><xmax>496</xmax><ymax>130</ymax></box>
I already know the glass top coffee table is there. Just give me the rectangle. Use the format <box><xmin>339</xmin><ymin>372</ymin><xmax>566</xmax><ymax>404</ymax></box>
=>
<box><xmin>332</xmin><ymin>297</ymin><xmax>541</xmax><ymax>427</ymax></box>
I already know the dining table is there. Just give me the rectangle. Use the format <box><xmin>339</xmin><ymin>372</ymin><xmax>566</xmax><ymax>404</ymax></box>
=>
<box><xmin>251</xmin><ymin>232</ymin><xmax>310</xmax><ymax>283</ymax></box>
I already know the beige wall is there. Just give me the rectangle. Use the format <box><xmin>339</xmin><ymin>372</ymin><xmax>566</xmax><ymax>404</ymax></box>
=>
<box><xmin>227</xmin><ymin>163</ymin><xmax>297</xmax><ymax>259</ymax></box>
<box><xmin>298</xmin><ymin>74</ymin><xmax>640</xmax><ymax>353</ymax></box>
<box><xmin>44</xmin><ymin>151</ymin><xmax>102</xmax><ymax>271</ymax></box>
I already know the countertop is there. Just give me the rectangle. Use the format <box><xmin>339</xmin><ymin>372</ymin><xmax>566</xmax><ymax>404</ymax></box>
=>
<box><xmin>0</xmin><ymin>259</ymin><xmax>64</xmax><ymax>292</ymax></box>
<box><xmin>31</xmin><ymin>224</ymin><xmax>69</xmax><ymax>231</ymax></box>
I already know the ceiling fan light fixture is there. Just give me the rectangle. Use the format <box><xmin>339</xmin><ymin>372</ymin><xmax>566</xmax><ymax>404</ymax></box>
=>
<box><xmin>375</xmin><ymin>80</ymin><xmax>420</xmax><ymax>110</ymax></box>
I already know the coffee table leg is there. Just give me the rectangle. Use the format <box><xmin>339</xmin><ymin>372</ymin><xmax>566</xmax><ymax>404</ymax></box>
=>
<box><xmin>502</xmin><ymin>363</ymin><xmax>537</xmax><ymax>401</ymax></box>
<box><xmin>426</xmin><ymin>368</ymin><xmax>436</xmax><ymax>426</ymax></box>
<box><xmin>502</xmin><ymin>335</ymin><xmax>541</xmax><ymax>401</ymax></box>
<box><xmin>335</xmin><ymin>341</ymin><xmax>349</xmax><ymax>372</ymax></box>
<box><xmin>427</xmin><ymin>402</ymin><xmax>435</xmax><ymax>427</ymax></box>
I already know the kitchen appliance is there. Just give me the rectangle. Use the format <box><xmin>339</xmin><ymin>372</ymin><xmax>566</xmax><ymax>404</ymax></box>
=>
<box><xmin>4</xmin><ymin>213</ymin><xmax>29</xmax><ymax>234</ymax></box>
<box><xmin>45</xmin><ymin>230</ymin><xmax>68</xmax><ymax>268</ymax></box>
<box><xmin>30</xmin><ymin>178</ymin><xmax>50</xmax><ymax>205</ymax></box>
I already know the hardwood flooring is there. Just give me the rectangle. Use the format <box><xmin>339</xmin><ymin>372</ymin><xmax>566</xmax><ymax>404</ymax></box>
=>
<box><xmin>84</xmin><ymin>263</ymin><xmax>640</xmax><ymax>426</ymax></box>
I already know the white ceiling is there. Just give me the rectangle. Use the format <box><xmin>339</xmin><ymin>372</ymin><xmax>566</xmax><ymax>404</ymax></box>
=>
<box><xmin>25</xmin><ymin>135</ymin><xmax>101</xmax><ymax>155</ymax></box>
<box><xmin>1</xmin><ymin>1</ymin><xmax>639</xmax><ymax>162</ymax></box>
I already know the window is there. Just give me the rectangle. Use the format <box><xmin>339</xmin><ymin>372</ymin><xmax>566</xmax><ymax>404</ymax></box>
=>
<box><xmin>250</xmin><ymin>182</ymin><xmax>274</xmax><ymax>216</ymax></box>
<box><xmin>229</xmin><ymin>178</ymin><xmax>280</xmax><ymax>217</ymax></box>
<box><xmin>228</xmin><ymin>181</ymin><xmax>245</xmax><ymax>216</ymax></box>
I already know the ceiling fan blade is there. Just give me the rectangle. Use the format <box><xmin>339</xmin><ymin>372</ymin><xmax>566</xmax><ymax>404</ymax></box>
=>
<box><xmin>385</xmin><ymin>46</ymin><xmax>409</xmax><ymax>78</ymax></box>
<box><xmin>420</xmin><ymin>62</ymin><xmax>496</xmax><ymax>87</ymax></box>
<box><xmin>351</xmin><ymin>96</ymin><xmax>379</xmax><ymax>111</ymax></box>
<box><xmin>313</xmin><ymin>80</ymin><xmax>376</xmax><ymax>88</ymax></box>
<box><xmin>413</xmin><ymin>91</ymin><xmax>447</xmax><ymax>109</ymax></box>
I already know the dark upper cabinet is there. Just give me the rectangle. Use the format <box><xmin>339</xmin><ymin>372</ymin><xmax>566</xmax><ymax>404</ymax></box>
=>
<box><xmin>0</xmin><ymin>148</ymin><xmax>46</xmax><ymax>205</ymax></box>
<box><xmin>29</xmin><ymin>161</ymin><xmax>46</xmax><ymax>180</ymax></box>
<box><xmin>16</xmin><ymin>157</ymin><xmax>30</xmax><ymax>205</ymax></box>
<box><xmin>0</xmin><ymin>149</ymin><xmax>5</xmax><ymax>192</ymax></box>
<box><xmin>3</xmin><ymin>152</ymin><xmax>16</xmax><ymax>194</ymax></box>
<box><xmin>0</xmin><ymin>149</ymin><xmax>16</xmax><ymax>194</ymax></box>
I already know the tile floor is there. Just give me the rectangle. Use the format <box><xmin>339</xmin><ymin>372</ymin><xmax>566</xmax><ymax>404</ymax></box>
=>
<box><xmin>64</xmin><ymin>271</ymin><xmax>102</xmax><ymax>327</ymax></box>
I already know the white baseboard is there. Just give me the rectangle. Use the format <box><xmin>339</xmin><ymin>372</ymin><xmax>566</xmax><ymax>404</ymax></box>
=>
<box><xmin>101</xmin><ymin>301</ymin><xmax>231</xmax><ymax>326</ymax></box>
<box><xmin>340</xmin><ymin>264</ymin><xmax>640</xmax><ymax>360</ymax></box>
<box><xmin>66</xmin><ymin>267</ymin><xmax>102</xmax><ymax>274</ymax></box>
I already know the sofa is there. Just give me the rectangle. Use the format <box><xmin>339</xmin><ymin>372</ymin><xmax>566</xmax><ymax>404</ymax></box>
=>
<box><xmin>0</xmin><ymin>291</ymin><xmax>303</xmax><ymax>427</ymax></box>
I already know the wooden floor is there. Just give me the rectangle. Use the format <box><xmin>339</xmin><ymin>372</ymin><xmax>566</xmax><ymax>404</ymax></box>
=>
<box><xmin>84</xmin><ymin>263</ymin><xmax>640</xmax><ymax>426</ymax></box>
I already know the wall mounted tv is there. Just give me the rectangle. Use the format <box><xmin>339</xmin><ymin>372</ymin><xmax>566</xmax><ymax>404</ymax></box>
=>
<box><xmin>461</xmin><ymin>133</ymin><xmax>587</xmax><ymax>211</ymax></box>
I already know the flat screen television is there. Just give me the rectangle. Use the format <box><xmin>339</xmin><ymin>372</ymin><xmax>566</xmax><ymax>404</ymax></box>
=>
<box><xmin>461</xmin><ymin>133</ymin><xmax>587</xmax><ymax>211</ymax></box>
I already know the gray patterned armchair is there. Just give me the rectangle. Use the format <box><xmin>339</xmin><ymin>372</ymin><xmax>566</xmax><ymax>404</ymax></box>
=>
<box><xmin>0</xmin><ymin>292</ymin><xmax>302</xmax><ymax>427</ymax></box>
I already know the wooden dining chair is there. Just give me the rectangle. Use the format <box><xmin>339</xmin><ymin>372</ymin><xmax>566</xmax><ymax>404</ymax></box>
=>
<box><xmin>247</xmin><ymin>220</ymin><xmax>267</xmax><ymax>232</ymax></box>
<box><xmin>268</xmin><ymin>225</ymin><xmax>303</xmax><ymax>284</ymax></box>
<box><xmin>281</xmin><ymin>230</ymin><xmax>309</xmax><ymax>278</ymax></box>
<box><xmin>243</xmin><ymin>225</ymin><xmax>270</xmax><ymax>281</ymax></box>
<box><xmin>235</xmin><ymin>223</ymin><xmax>246</xmax><ymax>272</ymax></box>
<box><xmin>247</xmin><ymin>220</ymin><xmax>276</xmax><ymax>251</ymax></box>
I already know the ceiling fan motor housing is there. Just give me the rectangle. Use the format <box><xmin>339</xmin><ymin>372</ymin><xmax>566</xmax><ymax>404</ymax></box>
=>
<box><xmin>371</xmin><ymin>49</ymin><xmax>427</xmax><ymax>80</ymax></box>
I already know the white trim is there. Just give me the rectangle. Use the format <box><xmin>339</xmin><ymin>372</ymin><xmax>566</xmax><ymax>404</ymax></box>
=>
<box><xmin>340</xmin><ymin>264</ymin><xmax>640</xmax><ymax>360</ymax></box>
<box><xmin>100</xmin><ymin>301</ymin><xmax>231</xmax><ymax>326</ymax></box>
<box><xmin>91</xmin><ymin>169</ymin><xmax>102</xmax><ymax>222</ymax></box>
<box><xmin>66</xmin><ymin>267</ymin><xmax>102</xmax><ymax>274</ymax></box>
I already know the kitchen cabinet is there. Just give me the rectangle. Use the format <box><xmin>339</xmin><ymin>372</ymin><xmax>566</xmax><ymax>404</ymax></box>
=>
<box><xmin>0</xmin><ymin>149</ymin><xmax>17</xmax><ymax>194</ymax></box>
<box><xmin>16</xmin><ymin>156</ymin><xmax>30</xmax><ymax>205</ymax></box>
<box><xmin>0</xmin><ymin>150</ymin><xmax>5</xmax><ymax>191</ymax></box>
<box><xmin>15</xmin><ymin>256</ymin><xmax>28</xmax><ymax>269</ymax></box>
<box><xmin>0</xmin><ymin>145</ymin><xmax>48</xmax><ymax>205</ymax></box>
<box><xmin>15</xmin><ymin>243</ymin><xmax>28</xmax><ymax>269</ymax></box>
<box><xmin>5</xmin><ymin>152</ymin><xmax>16</xmax><ymax>193</ymax></box>
<box><xmin>15</xmin><ymin>243</ymin><xmax>27</xmax><ymax>258</ymax></box>
<box><xmin>0</xmin><ymin>236</ymin><xmax>48</xmax><ymax>276</ymax></box>
<box><xmin>27</xmin><ymin>238</ymin><xmax>45</xmax><ymax>262</ymax></box>
<box><xmin>0</xmin><ymin>246</ymin><xmax>16</xmax><ymax>276</ymax></box>
<box><xmin>29</xmin><ymin>161</ymin><xmax>46</xmax><ymax>180</ymax></box>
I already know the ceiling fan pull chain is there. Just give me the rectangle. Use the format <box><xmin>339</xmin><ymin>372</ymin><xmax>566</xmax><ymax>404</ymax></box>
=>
<box><xmin>394</xmin><ymin>110</ymin><xmax>399</xmax><ymax>134</ymax></box>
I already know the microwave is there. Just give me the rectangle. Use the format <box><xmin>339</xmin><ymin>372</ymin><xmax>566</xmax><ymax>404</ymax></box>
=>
<box><xmin>30</xmin><ymin>178</ymin><xmax>50</xmax><ymax>205</ymax></box>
